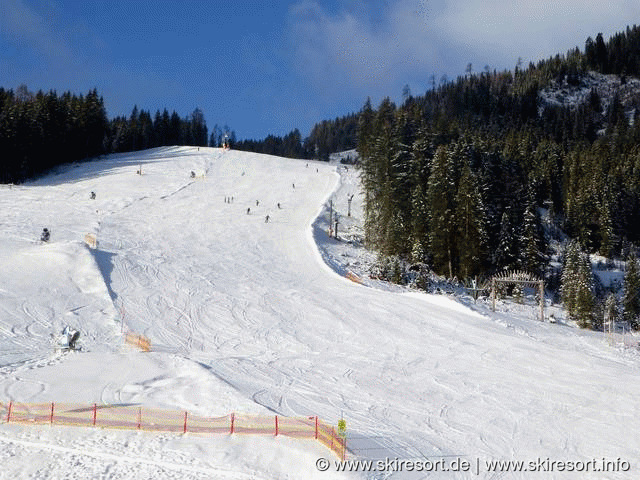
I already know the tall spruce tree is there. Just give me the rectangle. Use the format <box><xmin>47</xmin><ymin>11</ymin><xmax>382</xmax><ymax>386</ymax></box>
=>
<box><xmin>574</xmin><ymin>251</ymin><xmax>595</xmax><ymax>328</ymax></box>
<box><xmin>623</xmin><ymin>252</ymin><xmax>640</xmax><ymax>329</ymax></box>
<box><xmin>454</xmin><ymin>162</ymin><xmax>487</xmax><ymax>278</ymax></box>
<box><xmin>409</xmin><ymin>183</ymin><xmax>429</xmax><ymax>263</ymax></box>
<box><xmin>427</xmin><ymin>145</ymin><xmax>457</xmax><ymax>277</ymax></box>
<box><xmin>494</xmin><ymin>209</ymin><xmax>519</xmax><ymax>271</ymax></box>
<box><xmin>604</xmin><ymin>292</ymin><xmax>619</xmax><ymax>326</ymax></box>
<box><xmin>561</xmin><ymin>240</ymin><xmax>581</xmax><ymax>318</ymax></box>
<box><xmin>520</xmin><ymin>196</ymin><xmax>547</xmax><ymax>276</ymax></box>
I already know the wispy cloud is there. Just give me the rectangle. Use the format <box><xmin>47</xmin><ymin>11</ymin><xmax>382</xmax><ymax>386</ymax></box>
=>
<box><xmin>432</xmin><ymin>0</ymin><xmax>640</xmax><ymax>68</ymax></box>
<box><xmin>287</xmin><ymin>0</ymin><xmax>444</xmax><ymax>98</ymax></box>
<box><xmin>0</xmin><ymin>0</ymin><xmax>74</xmax><ymax>65</ymax></box>
<box><xmin>287</xmin><ymin>0</ymin><xmax>640</xmax><ymax>101</ymax></box>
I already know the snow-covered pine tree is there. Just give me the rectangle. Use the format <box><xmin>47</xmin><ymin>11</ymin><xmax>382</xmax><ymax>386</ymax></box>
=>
<box><xmin>574</xmin><ymin>251</ymin><xmax>595</xmax><ymax>328</ymax></box>
<box><xmin>408</xmin><ymin>128</ymin><xmax>433</xmax><ymax>264</ymax></box>
<box><xmin>520</xmin><ymin>196</ymin><xmax>547</xmax><ymax>276</ymax></box>
<box><xmin>623</xmin><ymin>251</ymin><xmax>640</xmax><ymax>330</ymax></box>
<box><xmin>455</xmin><ymin>162</ymin><xmax>487</xmax><ymax>278</ymax></box>
<box><xmin>427</xmin><ymin>145</ymin><xmax>457</xmax><ymax>278</ymax></box>
<box><xmin>409</xmin><ymin>184</ymin><xmax>429</xmax><ymax>263</ymax></box>
<box><xmin>604</xmin><ymin>292</ymin><xmax>619</xmax><ymax>326</ymax></box>
<box><xmin>384</xmin><ymin>109</ymin><xmax>416</xmax><ymax>256</ymax></box>
<box><xmin>561</xmin><ymin>240</ymin><xmax>581</xmax><ymax>318</ymax></box>
<box><xmin>493</xmin><ymin>209</ymin><xmax>519</xmax><ymax>271</ymax></box>
<box><xmin>598</xmin><ymin>199</ymin><xmax>614</xmax><ymax>257</ymax></box>
<box><xmin>391</xmin><ymin>256</ymin><xmax>404</xmax><ymax>284</ymax></box>
<box><xmin>360</xmin><ymin>98</ymin><xmax>395</xmax><ymax>250</ymax></box>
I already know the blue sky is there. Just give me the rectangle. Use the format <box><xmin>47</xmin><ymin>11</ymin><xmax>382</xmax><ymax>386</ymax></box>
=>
<box><xmin>1</xmin><ymin>0</ymin><xmax>639</xmax><ymax>140</ymax></box>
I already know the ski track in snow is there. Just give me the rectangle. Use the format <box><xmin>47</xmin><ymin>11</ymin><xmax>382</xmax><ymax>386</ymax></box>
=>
<box><xmin>0</xmin><ymin>146</ymin><xmax>639</xmax><ymax>479</ymax></box>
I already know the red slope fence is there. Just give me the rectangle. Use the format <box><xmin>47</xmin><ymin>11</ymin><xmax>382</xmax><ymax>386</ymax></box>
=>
<box><xmin>0</xmin><ymin>401</ymin><xmax>346</xmax><ymax>460</ymax></box>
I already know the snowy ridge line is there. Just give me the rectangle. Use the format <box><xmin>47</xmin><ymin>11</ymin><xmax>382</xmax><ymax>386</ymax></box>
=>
<box><xmin>0</xmin><ymin>401</ymin><xmax>347</xmax><ymax>460</ymax></box>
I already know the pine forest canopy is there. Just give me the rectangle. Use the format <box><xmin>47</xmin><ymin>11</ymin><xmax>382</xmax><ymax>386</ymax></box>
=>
<box><xmin>0</xmin><ymin>87</ymin><xmax>209</xmax><ymax>183</ymax></box>
<box><xmin>356</xmin><ymin>24</ymin><xmax>640</xmax><ymax>282</ymax></box>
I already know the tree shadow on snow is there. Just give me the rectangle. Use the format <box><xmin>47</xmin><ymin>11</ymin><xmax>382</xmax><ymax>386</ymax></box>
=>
<box><xmin>26</xmin><ymin>146</ymin><xmax>204</xmax><ymax>187</ymax></box>
<box><xmin>311</xmin><ymin>208</ymin><xmax>348</xmax><ymax>277</ymax></box>
<box><xmin>90</xmin><ymin>248</ymin><xmax>119</xmax><ymax>302</ymax></box>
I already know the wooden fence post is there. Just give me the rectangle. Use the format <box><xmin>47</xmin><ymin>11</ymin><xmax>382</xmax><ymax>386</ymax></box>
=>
<box><xmin>275</xmin><ymin>415</ymin><xmax>278</xmax><ymax>436</ymax></box>
<box><xmin>230</xmin><ymin>412</ymin><xmax>235</xmax><ymax>434</ymax></box>
<box><xmin>183</xmin><ymin>411</ymin><xmax>188</xmax><ymax>434</ymax></box>
<box><xmin>137</xmin><ymin>407</ymin><xmax>142</xmax><ymax>429</ymax></box>
<box><xmin>315</xmin><ymin>416</ymin><xmax>318</xmax><ymax>440</ymax></box>
<box><xmin>6</xmin><ymin>401</ymin><xmax>12</xmax><ymax>422</ymax></box>
<box><xmin>93</xmin><ymin>403</ymin><xmax>97</xmax><ymax>426</ymax></box>
<box><xmin>50</xmin><ymin>402</ymin><xmax>55</xmax><ymax>424</ymax></box>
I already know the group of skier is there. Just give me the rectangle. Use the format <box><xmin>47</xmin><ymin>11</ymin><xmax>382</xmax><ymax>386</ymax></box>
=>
<box><xmin>228</xmin><ymin>178</ymin><xmax>297</xmax><ymax>224</ymax></box>
<box><xmin>242</xmin><ymin>200</ymin><xmax>276</xmax><ymax>223</ymax></box>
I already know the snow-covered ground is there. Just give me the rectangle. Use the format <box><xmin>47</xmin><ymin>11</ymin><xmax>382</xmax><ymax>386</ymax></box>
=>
<box><xmin>1</xmin><ymin>146</ymin><xmax>639</xmax><ymax>479</ymax></box>
<box><xmin>539</xmin><ymin>70</ymin><xmax>640</xmax><ymax>122</ymax></box>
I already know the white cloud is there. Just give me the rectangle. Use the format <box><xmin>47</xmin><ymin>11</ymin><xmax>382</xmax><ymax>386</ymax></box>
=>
<box><xmin>287</xmin><ymin>0</ymin><xmax>444</xmax><ymax>99</ymax></box>
<box><xmin>287</xmin><ymin>0</ymin><xmax>640</xmax><ymax>101</ymax></box>
<box><xmin>432</xmin><ymin>0</ymin><xmax>640</xmax><ymax>67</ymax></box>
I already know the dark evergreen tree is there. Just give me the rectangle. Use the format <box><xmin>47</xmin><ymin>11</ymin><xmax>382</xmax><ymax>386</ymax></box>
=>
<box><xmin>561</xmin><ymin>240</ymin><xmax>581</xmax><ymax>318</ymax></box>
<box><xmin>493</xmin><ymin>209</ymin><xmax>519</xmax><ymax>271</ymax></box>
<box><xmin>454</xmin><ymin>162</ymin><xmax>487</xmax><ymax>278</ymax></box>
<box><xmin>623</xmin><ymin>252</ymin><xmax>640</xmax><ymax>329</ymax></box>
<box><xmin>574</xmin><ymin>251</ymin><xmax>595</xmax><ymax>328</ymax></box>
<box><xmin>427</xmin><ymin>145</ymin><xmax>457</xmax><ymax>278</ymax></box>
<box><xmin>520</xmin><ymin>196</ymin><xmax>547</xmax><ymax>276</ymax></box>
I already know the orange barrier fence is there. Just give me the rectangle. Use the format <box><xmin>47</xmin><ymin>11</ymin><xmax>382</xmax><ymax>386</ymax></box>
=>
<box><xmin>124</xmin><ymin>333</ymin><xmax>151</xmax><ymax>352</ymax></box>
<box><xmin>345</xmin><ymin>271</ymin><xmax>363</xmax><ymax>284</ymax></box>
<box><xmin>0</xmin><ymin>401</ymin><xmax>346</xmax><ymax>460</ymax></box>
<box><xmin>84</xmin><ymin>233</ymin><xmax>97</xmax><ymax>249</ymax></box>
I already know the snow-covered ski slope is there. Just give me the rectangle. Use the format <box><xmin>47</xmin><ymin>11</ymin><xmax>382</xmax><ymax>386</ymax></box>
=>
<box><xmin>1</xmin><ymin>146</ymin><xmax>639</xmax><ymax>479</ymax></box>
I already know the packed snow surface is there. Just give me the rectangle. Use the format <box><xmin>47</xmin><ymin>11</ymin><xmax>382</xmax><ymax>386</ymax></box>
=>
<box><xmin>1</xmin><ymin>147</ymin><xmax>639</xmax><ymax>479</ymax></box>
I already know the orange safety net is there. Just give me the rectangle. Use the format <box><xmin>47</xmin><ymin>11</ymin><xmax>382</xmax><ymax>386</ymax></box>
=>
<box><xmin>346</xmin><ymin>271</ymin><xmax>363</xmax><ymax>284</ymax></box>
<box><xmin>0</xmin><ymin>402</ymin><xmax>346</xmax><ymax>459</ymax></box>
<box><xmin>124</xmin><ymin>333</ymin><xmax>151</xmax><ymax>352</ymax></box>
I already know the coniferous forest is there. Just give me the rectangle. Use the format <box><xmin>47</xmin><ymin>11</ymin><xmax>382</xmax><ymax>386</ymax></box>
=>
<box><xmin>353</xmin><ymin>25</ymin><xmax>640</xmax><ymax>329</ymax></box>
<box><xmin>233</xmin><ymin>114</ymin><xmax>358</xmax><ymax>161</ymax></box>
<box><xmin>357</xmin><ymin>27</ymin><xmax>640</xmax><ymax>271</ymax></box>
<box><xmin>0</xmin><ymin>86</ymin><xmax>208</xmax><ymax>183</ymax></box>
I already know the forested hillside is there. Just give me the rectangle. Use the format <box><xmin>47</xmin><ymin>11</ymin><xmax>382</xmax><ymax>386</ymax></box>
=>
<box><xmin>357</xmin><ymin>26</ymin><xmax>640</xmax><ymax>275</ymax></box>
<box><xmin>0</xmin><ymin>86</ymin><xmax>208</xmax><ymax>183</ymax></box>
<box><xmin>233</xmin><ymin>113</ymin><xmax>358</xmax><ymax>161</ymax></box>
